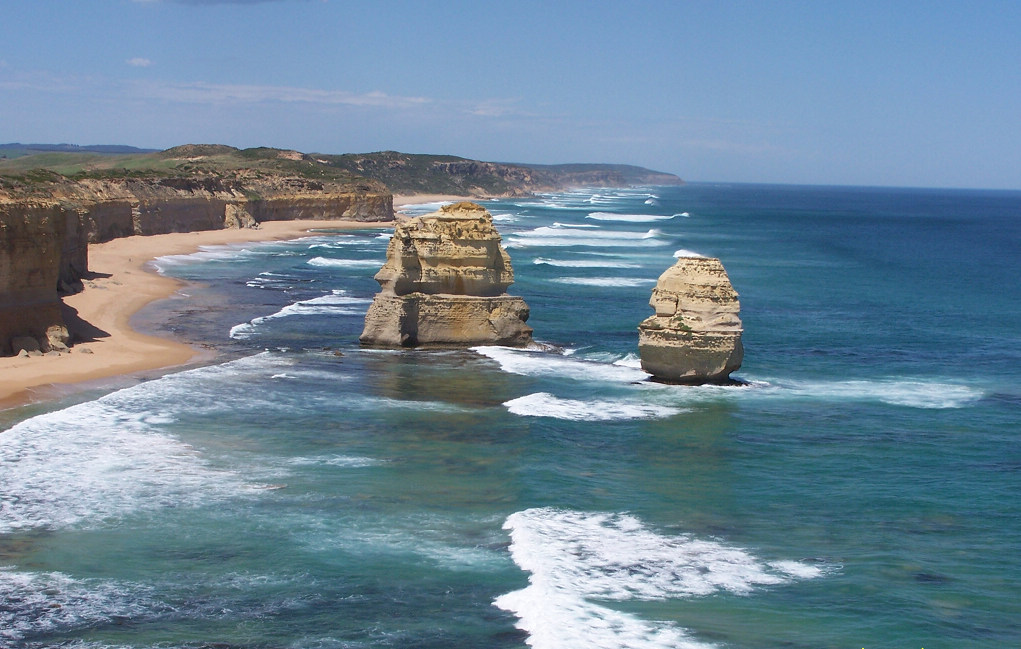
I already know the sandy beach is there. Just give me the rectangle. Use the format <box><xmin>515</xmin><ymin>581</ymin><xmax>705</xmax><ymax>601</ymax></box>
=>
<box><xmin>0</xmin><ymin>219</ymin><xmax>394</xmax><ymax>411</ymax></box>
<box><xmin>0</xmin><ymin>194</ymin><xmax>484</xmax><ymax>411</ymax></box>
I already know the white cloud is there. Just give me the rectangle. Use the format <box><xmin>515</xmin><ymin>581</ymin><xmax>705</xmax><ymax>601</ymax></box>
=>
<box><xmin>134</xmin><ymin>80</ymin><xmax>430</xmax><ymax>108</ymax></box>
<box><xmin>127</xmin><ymin>58</ymin><xmax>153</xmax><ymax>67</ymax></box>
<box><xmin>467</xmin><ymin>99</ymin><xmax>524</xmax><ymax>118</ymax></box>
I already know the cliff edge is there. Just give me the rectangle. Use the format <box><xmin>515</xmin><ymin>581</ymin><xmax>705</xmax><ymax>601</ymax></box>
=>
<box><xmin>0</xmin><ymin>145</ymin><xmax>393</xmax><ymax>355</ymax></box>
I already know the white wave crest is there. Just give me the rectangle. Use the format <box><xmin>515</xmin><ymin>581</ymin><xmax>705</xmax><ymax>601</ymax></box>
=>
<box><xmin>495</xmin><ymin>508</ymin><xmax>825</xmax><ymax>649</ymax></box>
<box><xmin>586</xmin><ymin>212</ymin><xmax>676</xmax><ymax>223</ymax></box>
<box><xmin>533</xmin><ymin>258</ymin><xmax>641</xmax><ymax>269</ymax></box>
<box><xmin>552</xmin><ymin>222</ymin><xmax>599</xmax><ymax>228</ymax></box>
<box><xmin>286</xmin><ymin>455</ymin><xmax>382</xmax><ymax>468</ymax></box>
<box><xmin>307</xmin><ymin>256</ymin><xmax>382</xmax><ymax>268</ymax></box>
<box><xmin>0</xmin><ymin>360</ymin><xmax>286</xmax><ymax>532</ymax></box>
<box><xmin>229</xmin><ymin>290</ymin><xmax>372</xmax><ymax>340</ymax></box>
<box><xmin>0</xmin><ymin>568</ymin><xmax>160</xmax><ymax>643</ymax></box>
<box><xmin>673</xmin><ymin>249</ymin><xmax>707</xmax><ymax>258</ymax></box>
<box><xmin>504</xmin><ymin>393</ymin><xmax>683</xmax><ymax>421</ymax></box>
<box><xmin>506</xmin><ymin>226</ymin><xmax>667</xmax><ymax>249</ymax></box>
<box><xmin>775</xmin><ymin>378</ymin><xmax>983</xmax><ymax>409</ymax></box>
<box><xmin>307</xmin><ymin>237</ymin><xmax>363</xmax><ymax>249</ymax></box>
<box><xmin>397</xmin><ymin>200</ymin><xmax>455</xmax><ymax>215</ymax></box>
<box><xmin>552</xmin><ymin>277</ymin><xmax>656</xmax><ymax>287</ymax></box>
<box><xmin>472</xmin><ymin>346</ymin><xmax>649</xmax><ymax>383</ymax></box>
<box><xmin>151</xmin><ymin>244</ymin><xmax>257</xmax><ymax>273</ymax></box>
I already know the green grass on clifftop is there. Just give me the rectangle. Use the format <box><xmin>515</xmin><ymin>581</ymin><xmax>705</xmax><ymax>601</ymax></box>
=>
<box><xmin>0</xmin><ymin>144</ymin><xmax>682</xmax><ymax>197</ymax></box>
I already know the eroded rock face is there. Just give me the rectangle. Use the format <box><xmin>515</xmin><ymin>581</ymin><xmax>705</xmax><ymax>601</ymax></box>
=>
<box><xmin>0</xmin><ymin>178</ymin><xmax>393</xmax><ymax>355</ymax></box>
<box><xmin>0</xmin><ymin>203</ymin><xmax>71</xmax><ymax>354</ymax></box>
<box><xmin>638</xmin><ymin>256</ymin><xmax>743</xmax><ymax>384</ymax></box>
<box><xmin>360</xmin><ymin>202</ymin><xmax>532</xmax><ymax>347</ymax></box>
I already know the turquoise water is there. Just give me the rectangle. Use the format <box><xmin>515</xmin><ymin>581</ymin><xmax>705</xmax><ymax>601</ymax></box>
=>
<box><xmin>2</xmin><ymin>184</ymin><xmax>1019</xmax><ymax>648</ymax></box>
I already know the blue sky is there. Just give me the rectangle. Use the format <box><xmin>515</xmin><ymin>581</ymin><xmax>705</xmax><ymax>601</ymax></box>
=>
<box><xmin>2</xmin><ymin>0</ymin><xmax>1019</xmax><ymax>189</ymax></box>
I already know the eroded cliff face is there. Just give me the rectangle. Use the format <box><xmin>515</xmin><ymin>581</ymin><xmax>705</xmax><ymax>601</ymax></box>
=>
<box><xmin>0</xmin><ymin>177</ymin><xmax>393</xmax><ymax>355</ymax></box>
<box><xmin>637</xmin><ymin>256</ymin><xmax>743</xmax><ymax>384</ymax></box>
<box><xmin>360</xmin><ymin>202</ymin><xmax>532</xmax><ymax>347</ymax></box>
<box><xmin>0</xmin><ymin>202</ymin><xmax>70</xmax><ymax>354</ymax></box>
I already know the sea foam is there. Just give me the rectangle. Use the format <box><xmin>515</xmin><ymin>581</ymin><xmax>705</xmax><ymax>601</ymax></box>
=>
<box><xmin>229</xmin><ymin>290</ymin><xmax>371</xmax><ymax>340</ymax></box>
<box><xmin>504</xmin><ymin>392</ymin><xmax>683</xmax><ymax>421</ymax></box>
<box><xmin>533</xmin><ymin>258</ymin><xmax>641</xmax><ymax>269</ymax></box>
<box><xmin>495</xmin><ymin>508</ymin><xmax>825</xmax><ymax>649</ymax></box>
<box><xmin>586</xmin><ymin>212</ymin><xmax>676</xmax><ymax>223</ymax></box>
<box><xmin>307</xmin><ymin>256</ymin><xmax>383</xmax><ymax>268</ymax></box>
<box><xmin>773</xmin><ymin>378</ymin><xmax>984</xmax><ymax>409</ymax></box>
<box><xmin>673</xmin><ymin>249</ymin><xmax>707</xmax><ymax>258</ymax></box>
<box><xmin>0</xmin><ymin>358</ymin><xmax>291</xmax><ymax>532</ymax></box>
<box><xmin>472</xmin><ymin>346</ymin><xmax>649</xmax><ymax>383</ymax></box>
<box><xmin>505</xmin><ymin>225</ymin><xmax>668</xmax><ymax>249</ymax></box>
<box><xmin>551</xmin><ymin>277</ymin><xmax>657</xmax><ymax>288</ymax></box>
<box><xmin>0</xmin><ymin>568</ymin><xmax>161</xmax><ymax>644</ymax></box>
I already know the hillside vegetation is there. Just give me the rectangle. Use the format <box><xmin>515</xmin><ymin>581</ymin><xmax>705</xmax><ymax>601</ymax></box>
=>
<box><xmin>0</xmin><ymin>144</ymin><xmax>682</xmax><ymax>198</ymax></box>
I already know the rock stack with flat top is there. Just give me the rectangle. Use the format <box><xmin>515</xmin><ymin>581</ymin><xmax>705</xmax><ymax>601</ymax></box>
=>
<box><xmin>638</xmin><ymin>256</ymin><xmax>743</xmax><ymax>383</ymax></box>
<box><xmin>359</xmin><ymin>202</ymin><xmax>533</xmax><ymax>347</ymax></box>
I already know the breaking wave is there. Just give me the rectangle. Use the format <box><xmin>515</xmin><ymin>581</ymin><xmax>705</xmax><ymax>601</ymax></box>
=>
<box><xmin>495</xmin><ymin>508</ymin><xmax>826</xmax><ymax>649</ymax></box>
<box><xmin>229</xmin><ymin>290</ymin><xmax>371</xmax><ymax>340</ymax></box>
<box><xmin>504</xmin><ymin>393</ymin><xmax>683</xmax><ymax>421</ymax></box>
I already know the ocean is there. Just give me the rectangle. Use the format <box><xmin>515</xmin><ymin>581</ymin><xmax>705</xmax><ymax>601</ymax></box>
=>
<box><xmin>1</xmin><ymin>183</ymin><xmax>1019</xmax><ymax>648</ymax></box>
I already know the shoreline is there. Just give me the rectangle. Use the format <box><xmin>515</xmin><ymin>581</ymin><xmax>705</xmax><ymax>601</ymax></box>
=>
<box><xmin>0</xmin><ymin>218</ymin><xmax>395</xmax><ymax>413</ymax></box>
<box><xmin>392</xmin><ymin>194</ymin><xmax>481</xmax><ymax>215</ymax></box>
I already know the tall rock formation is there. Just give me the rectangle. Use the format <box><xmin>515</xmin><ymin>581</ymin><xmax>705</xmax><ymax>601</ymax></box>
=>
<box><xmin>638</xmin><ymin>256</ymin><xmax>743</xmax><ymax>384</ymax></box>
<box><xmin>0</xmin><ymin>202</ymin><xmax>71</xmax><ymax>354</ymax></box>
<box><xmin>360</xmin><ymin>202</ymin><xmax>532</xmax><ymax>347</ymax></box>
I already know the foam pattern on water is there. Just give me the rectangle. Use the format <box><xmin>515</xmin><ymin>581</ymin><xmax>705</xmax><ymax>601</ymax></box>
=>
<box><xmin>0</xmin><ymin>568</ymin><xmax>161</xmax><ymax>644</ymax></box>
<box><xmin>306</xmin><ymin>256</ymin><xmax>383</xmax><ymax>268</ymax></box>
<box><xmin>472</xmin><ymin>346</ymin><xmax>650</xmax><ymax>383</ymax></box>
<box><xmin>551</xmin><ymin>277</ymin><xmax>656</xmax><ymax>287</ymax></box>
<box><xmin>0</xmin><ymin>356</ymin><xmax>315</xmax><ymax>532</ymax></box>
<box><xmin>504</xmin><ymin>392</ymin><xmax>683</xmax><ymax>421</ymax></box>
<box><xmin>229</xmin><ymin>290</ymin><xmax>372</xmax><ymax>339</ymax></box>
<box><xmin>586</xmin><ymin>212</ymin><xmax>676</xmax><ymax>223</ymax></box>
<box><xmin>505</xmin><ymin>225</ymin><xmax>668</xmax><ymax>249</ymax></box>
<box><xmin>533</xmin><ymin>257</ymin><xmax>641</xmax><ymax>269</ymax></box>
<box><xmin>495</xmin><ymin>508</ymin><xmax>824</xmax><ymax>649</ymax></box>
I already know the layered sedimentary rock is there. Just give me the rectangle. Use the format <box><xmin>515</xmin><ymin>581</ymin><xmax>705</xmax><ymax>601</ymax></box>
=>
<box><xmin>638</xmin><ymin>256</ymin><xmax>743</xmax><ymax>384</ymax></box>
<box><xmin>0</xmin><ymin>176</ymin><xmax>393</xmax><ymax>355</ymax></box>
<box><xmin>0</xmin><ymin>202</ymin><xmax>71</xmax><ymax>354</ymax></box>
<box><xmin>360</xmin><ymin>202</ymin><xmax>532</xmax><ymax>347</ymax></box>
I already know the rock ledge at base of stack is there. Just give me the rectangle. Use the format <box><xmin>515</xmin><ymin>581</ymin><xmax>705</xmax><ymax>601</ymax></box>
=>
<box><xmin>359</xmin><ymin>202</ymin><xmax>533</xmax><ymax>347</ymax></box>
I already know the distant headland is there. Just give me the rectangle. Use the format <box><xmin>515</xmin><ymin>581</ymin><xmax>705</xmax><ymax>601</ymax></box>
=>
<box><xmin>0</xmin><ymin>142</ymin><xmax>683</xmax><ymax>199</ymax></box>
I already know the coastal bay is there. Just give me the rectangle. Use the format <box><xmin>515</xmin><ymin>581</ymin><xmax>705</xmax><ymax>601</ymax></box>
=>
<box><xmin>0</xmin><ymin>195</ymin><xmax>480</xmax><ymax>410</ymax></box>
<box><xmin>2</xmin><ymin>184</ymin><xmax>1019</xmax><ymax>648</ymax></box>
<box><xmin>0</xmin><ymin>220</ymin><xmax>395</xmax><ymax>409</ymax></box>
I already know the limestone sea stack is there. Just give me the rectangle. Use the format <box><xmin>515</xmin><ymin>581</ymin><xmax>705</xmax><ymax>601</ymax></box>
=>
<box><xmin>359</xmin><ymin>202</ymin><xmax>533</xmax><ymax>347</ymax></box>
<box><xmin>638</xmin><ymin>256</ymin><xmax>743</xmax><ymax>384</ymax></box>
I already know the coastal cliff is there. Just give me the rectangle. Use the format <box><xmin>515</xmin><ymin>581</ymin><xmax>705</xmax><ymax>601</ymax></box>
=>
<box><xmin>360</xmin><ymin>202</ymin><xmax>532</xmax><ymax>347</ymax></box>
<box><xmin>638</xmin><ymin>256</ymin><xmax>743</xmax><ymax>384</ymax></box>
<box><xmin>323</xmin><ymin>151</ymin><xmax>683</xmax><ymax>197</ymax></box>
<box><xmin>0</xmin><ymin>145</ymin><xmax>393</xmax><ymax>355</ymax></box>
<box><xmin>0</xmin><ymin>202</ymin><xmax>71</xmax><ymax>355</ymax></box>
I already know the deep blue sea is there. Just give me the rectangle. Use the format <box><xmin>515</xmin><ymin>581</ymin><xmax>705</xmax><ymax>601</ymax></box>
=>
<box><xmin>2</xmin><ymin>184</ymin><xmax>1020</xmax><ymax>648</ymax></box>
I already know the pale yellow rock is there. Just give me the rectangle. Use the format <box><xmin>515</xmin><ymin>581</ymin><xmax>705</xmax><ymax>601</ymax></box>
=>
<box><xmin>638</xmin><ymin>256</ymin><xmax>743</xmax><ymax>383</ymax></box>
<box><xmin>360</xmin><ymin>202</ymin><xmax>532</xmax><ymax>347</ymax></box>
